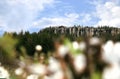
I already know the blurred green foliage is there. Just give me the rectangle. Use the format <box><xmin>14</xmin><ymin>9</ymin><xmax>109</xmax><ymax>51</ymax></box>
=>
<box><xmin>64</xmin><ymin>38</ymin><xmax>83</xmax><ymax>55</ymax></box>
<box><xmin>0</xmin><ymin>34</ymin><xmax>18</xmax><ymax>62</ymax></box>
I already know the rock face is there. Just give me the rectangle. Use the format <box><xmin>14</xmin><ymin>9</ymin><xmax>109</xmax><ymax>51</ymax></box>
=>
<box><xmin>43</xmin><ymin>26</ymin><xmax>120</xmax><ymax>37</ymax></box>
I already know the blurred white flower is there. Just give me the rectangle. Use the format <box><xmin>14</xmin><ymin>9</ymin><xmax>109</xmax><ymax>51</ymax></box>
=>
<box><xmin>102</xmin><ymin>62</ymin><xmax>120</xmax><ymax>79</ymax></box>
<box><xmin>15</xmin><ymin>67</ymin><xmax>24</xmax><ymax>75</ymax></box>
<box><xmin>72</xmin><ymin>41</ymin><xmax>86</xmax><ymax>51</ymax></box>
<box><xmin>47</xmin><ymin>57</ymin><xmax>65</xmax><ymax>79</ymax></box>
<box><xmin>52</xmin><ymin>70</ymin><xmax>64</xmax><ymax>79</ymax></box>
<box><xmin>79</xmin><ymin>42</ymin><xmax>86</xmax><ymax>51</ymax></box>
<box><xmin>113</xmin><ymin>42</ymin><xmax>120</xmax><ymax>60</ymax></box>
<box><xmin>0</xmin><ymin>66</ymin><xmax>10</xmax><ymax>79</ymax></box>
<box><xmin>103</xmin><ymin>40</ymin><xmax>114</xmax><ymax>54</ymax></box>
<box><xmin>102</xmin><ymin>40</ymin><xmax>115</xmax><ymax>63</ymax></box>
<box><xmin>58</xmin><ymin>45</ymin><xmax>69</xmax><ymax>57</ymax></box>
<box><xmin>48</xmin><ymin>57</ymin><xmax>61</xmax><ymax>73</ymax></box>
<box><xmin>35</xmin><ymin>45</ymin><xmax>42</xmax><ymax>51</ymax></box>
<box><xmin>27</xmin><ymin>63</ymin><xmax>46</xmax><ymax>75</ymax></box>
<box><xmin>74</xmin><ymin>54</ymin><xmax>86</xmax><ymax>73</ymax></box>
<box><xmin>72</xmin><ymin>41</ymin><xmax>79</xmax><ymax>50</ymax></box>
<box><xmin>89</xmin><ymin>37</ymin><xmax>100</xmax><ymax>45</ymax></box>
<box><xmin>27</xmin><ymin>74</ymin><xmax>39</xmax><ymax>79</ymax></box>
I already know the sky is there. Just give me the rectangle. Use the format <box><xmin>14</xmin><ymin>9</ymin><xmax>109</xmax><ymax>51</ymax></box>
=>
<box><xmin>0</xmin><ymin>0</ymin><xmax>120</xmax><ymax>34</ymax></box>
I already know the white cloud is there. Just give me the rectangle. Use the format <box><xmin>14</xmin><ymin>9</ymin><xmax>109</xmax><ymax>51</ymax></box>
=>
<box><xmin>0</xmin><ymin>0</ymin><xmax>55</xmax><ymax>32</ymax></box>
<box><xmin>95</xmin><ymin>1</ymin><xmax>120</xmax><ymax>27</ymax></box>
<box><xmin>32</xmin><ymin>13</ymin><xmax>80</xmax><ymax>28</ymax></box>
<box><xmin>32</xmin><ymin>13</ymin><xmax>93</xmax><ymax>29</ymax></box>
<box><xmin>80</xmin><ymin>14</ymin><xmax>92</xmax><ymax>24</ymax></box>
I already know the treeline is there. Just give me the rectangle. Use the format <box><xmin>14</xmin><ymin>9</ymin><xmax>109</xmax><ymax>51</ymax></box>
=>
<box><xmin>3</xmin><ymin>26</ymin><xmax>120</xmax><ymax>56</ymax></box>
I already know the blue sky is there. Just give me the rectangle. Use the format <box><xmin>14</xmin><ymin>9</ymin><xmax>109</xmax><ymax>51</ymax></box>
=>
<box><xmin>0</xmin><ymin>0</ymin><xmax>120</xmax><ymax>34</ymax></box>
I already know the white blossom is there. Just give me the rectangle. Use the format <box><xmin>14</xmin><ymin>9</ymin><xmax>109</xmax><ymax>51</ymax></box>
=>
<box><xmin>35</xmin><ymin>45</ymin><xmax>42</xmax><ymax>51</ymax></box>
<box><xmin>0</xmin><ymin>66</ymin><xmax>10</xmax><ymax>79</ymax></box>
<box><xmin>102</xmin><ymin>62</ymin><xmax>120</xmax><ymax>79</ymax></box>
<box><xmin>48</xmin><ymin>57</ymin><xmax>61</xmax><ymax>73</ymax></box>
<box><xmin>72</xmin><ymin>41</ymin><xmax>79</xmax><ymax>50</ymax></box>
<box><xmin>15</xmin><ymin>67</ymin><xmax>24</xmax><ymax>75</ymax></box>
<box><xmin>89</xmin><ymin>37</ymin><xmax>100</xmax><ymax>45</ymax></box>
<box><xmin>79</xmin><ymin>42</ymin><xmax>86</xmax><ymax>51</ymax></box>
<box><xmin>74</xmin><ymin>54</ymin><xmax>86</xmax><ymax>73</ymax></box>
<box><xmin>113</xmin><ymin>42</ymin><xmax>120</xmax><ymax>60</ymax></box>
<box><xmin>52</xmin><ymin>70</ymin><xmax>64</xmax><ymax>79</ymax></box>
<box><xmin>46</xmin><ymin>57</ymin><xmax>65</xmax><ymax>79</ymax></box>
<box><xmin>58</xmin><ymin>45</ymin><xmax>69</xmax><ymax>57</ymax></box>
<box><xmin>27</xmin><ymin>63</ymin><xmax>46</xmax><ymax>75</ymax></box>
<box><xmin>103</xmin><ymin>40</ymin><xmax>114</xmax><ymax>53</ymax></box>
<box><xmin>72</xmin><ymin>41</ymin><xmax>86</xmax><ymax>51</ymax></box>
<box><xmin>102</xmin><ymin>40</ymin><xmax>115</xmax><ymax>63</ymax></box>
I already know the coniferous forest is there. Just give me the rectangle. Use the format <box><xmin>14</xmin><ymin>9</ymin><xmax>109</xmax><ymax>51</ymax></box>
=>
<box><xmin>4</xmin><ymin>25</ymin><xmax>120</xmax><ymax>56</ymax></box>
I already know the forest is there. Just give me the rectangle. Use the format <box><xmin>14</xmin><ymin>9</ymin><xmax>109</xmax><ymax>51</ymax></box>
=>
<box><xmin>3</xmin><ymin>25</ymin><xmax>120</xmax><ymax>56</ymax></box>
